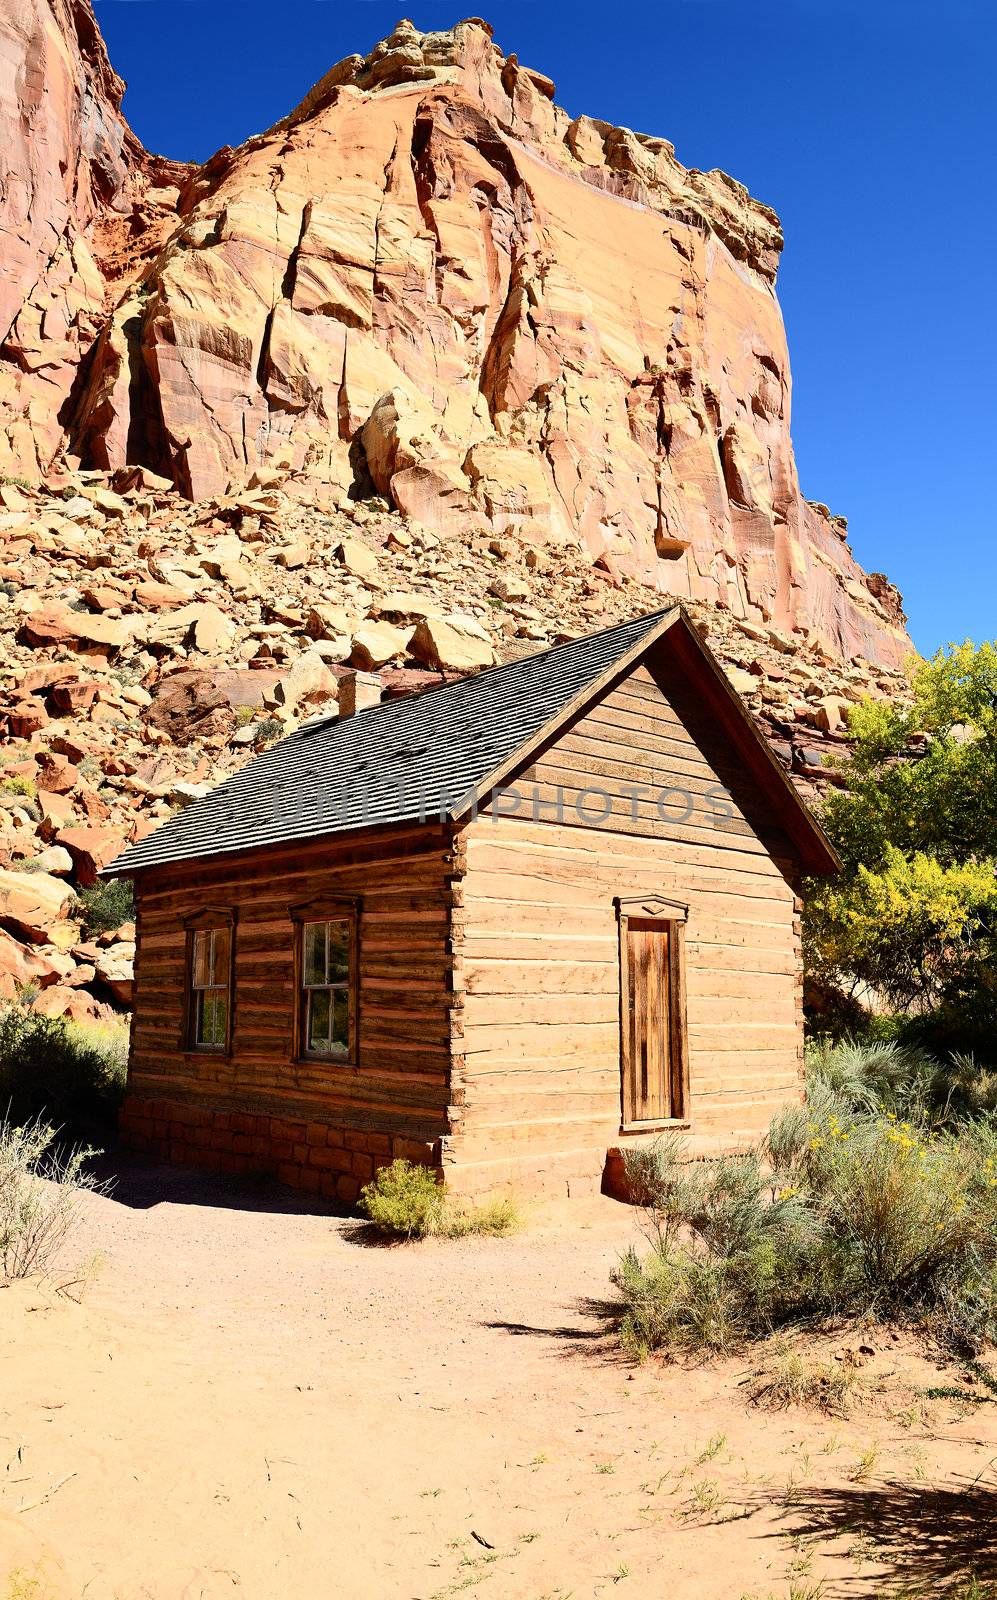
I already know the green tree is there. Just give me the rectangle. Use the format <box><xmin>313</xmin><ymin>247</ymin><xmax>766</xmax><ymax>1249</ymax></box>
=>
<box><xmin>806</xmin><ymin>641</ymin><xmax>997</xmax><ymax>1051</ymax></box>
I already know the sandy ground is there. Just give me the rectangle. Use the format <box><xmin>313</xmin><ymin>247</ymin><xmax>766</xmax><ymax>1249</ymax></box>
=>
<box><xmin>2</xmin><ymin>1164</ymin><xmax>996</xmax><ymax>1600</ymax></box>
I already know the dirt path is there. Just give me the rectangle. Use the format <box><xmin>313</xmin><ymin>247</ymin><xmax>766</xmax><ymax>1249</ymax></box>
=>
<box><xmin>2</xmin><ymin>1164</ymin><xmax>995</xmax><ymax>1599</ymax></box>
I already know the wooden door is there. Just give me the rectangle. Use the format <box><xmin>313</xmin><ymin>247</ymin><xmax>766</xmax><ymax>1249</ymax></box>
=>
<box><xmin>623</xmin><ymin>918</ymin><xmax>674</xmax><ymax>1124</ymax></box>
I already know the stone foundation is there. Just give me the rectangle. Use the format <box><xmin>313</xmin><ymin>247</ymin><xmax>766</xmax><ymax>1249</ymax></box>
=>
<box><xmin>118</xmin><ymin>1096</ymin><xmax>437</xmax><ymax>1206</ymax></box>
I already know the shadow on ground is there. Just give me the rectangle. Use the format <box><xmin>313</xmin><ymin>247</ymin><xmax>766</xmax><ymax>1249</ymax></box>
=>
<box><xmin>778</xmin><ymin>1473</ymin><xmax>997</xmax><ymax>1588</ymax></box>
<box><xmin>91</xmin><ymin>1153</ymin><xmax>348</xmax><ymax>1218</ymax></box>
<box><xmin>483</xmin><ymin>1296</ymin><xmax>624</xmax><ymax>1356</ymax></box>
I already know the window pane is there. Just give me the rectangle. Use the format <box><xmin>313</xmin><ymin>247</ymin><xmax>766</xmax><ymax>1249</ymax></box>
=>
<box><xmin>208</xmin><ymin>991</ymin><xmax>228</xmax><ymax>1047</ymax></box>
<box><xmin>192</xmin><ymin>928</ymin><xmax>213</xmax><ymax>990</ymax></box>
<box><xmin>308</xmin><ymin>988</ymin><xmax>331</xmax><ymax>1053</ymax></box>
<box><xmin>303</xmin><ymin>922</ymin><xmax>327</xmax><ymax>987</ymax></box>
<box><xmin>327</xmin><ymin>922</ymin><xmax>350</xmax><ymax>984</ymax></box>
<box><xmin>331</xmin><ymin>990</ymin><xmax>350</xmax><ymax>1055</ymax></box>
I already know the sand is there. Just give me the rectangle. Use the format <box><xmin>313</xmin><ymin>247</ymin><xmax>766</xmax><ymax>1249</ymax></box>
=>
<box><xmin>2</xmin><ymin>1161</ymin><xmax>995</xmax><ymax>1599</ymax></box>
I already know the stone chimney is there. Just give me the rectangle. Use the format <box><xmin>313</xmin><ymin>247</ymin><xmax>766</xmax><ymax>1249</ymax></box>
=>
<box><xmin>338</xmin><ymin>670</ymin><xmax>383</xmax><ymax>718</ymax></box>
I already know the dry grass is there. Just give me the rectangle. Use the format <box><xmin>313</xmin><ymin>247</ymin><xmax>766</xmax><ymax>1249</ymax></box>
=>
<box><xmin>749</xmin><ymin>1341</ymin><xmax>871</xmax><ymax>1417</ymax></box>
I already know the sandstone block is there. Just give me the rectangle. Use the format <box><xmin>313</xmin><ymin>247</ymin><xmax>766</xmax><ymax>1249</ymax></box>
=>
<box><xmin>410</xmin><ymin>613</ymin><xmax>496</xmax><ymax>671</ymax></box>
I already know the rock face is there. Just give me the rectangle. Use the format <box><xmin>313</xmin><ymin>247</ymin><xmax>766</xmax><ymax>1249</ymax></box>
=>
<box><xmin>2</xmin><ymin>10</ymin><xmax>908</xmax><ymax>667</ymax></box>
<box><xmin>0</xmin><ymin>0</ymin><xmax>184</xmax><ymax>478</ymax></box>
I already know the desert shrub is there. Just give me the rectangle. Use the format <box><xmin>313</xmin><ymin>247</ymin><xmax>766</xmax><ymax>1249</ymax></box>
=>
<box><xmin>358</xmin><ymin>1159</ymin><xmax>519</xmax><ymax>1240</ymax></box>
<box><xmin>0</xmin><ymin>1116</ymin><xmax>105</xmax><ymax>1282</ymax></box>
<box><xmin>254</xmin><ymin>716</ymin><xmax>284</xmax><ymax>746</ymax></box>
<box><xmin>616</xmin><ymin>1140</ymin><xmax>816</xmax><ymax>1357</ymax></box>
<box><xmin>0</xmin><ymin>775</ymin><xmax>37</xmax><ymax>799</ymax></box>
<box><xmin>0</xmin><ymin>1003</ymin><xmax>128</xmax><ymax>1137</ymax></box>
<box><xmin>440</xmin><ymin>1193</ymin><xmax>520</xmax><ymax>1238</ymax></box>
<box><xmin>614</xmin><ymin>1048</ymin><xmax>997</xmax><ymax>1360</ymax></box>
<box><xmin>805</xmin><ymin>1036</ymin><xmax>997</xmax><ymax>1127</ymax></box>
<box><xmin>75</xmin><ymin>877</ymin><xmax>134</xmax><ymax>938</ymax></box>
<box><xmin>359</xmin><ymin>1159</ymin><xmax>444</xmax><ymax>1237</ymax></box>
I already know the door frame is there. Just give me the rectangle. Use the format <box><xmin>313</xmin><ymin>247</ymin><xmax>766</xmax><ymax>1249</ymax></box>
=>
<box><xmin>615</xmin><ymin>895</ymin><xmax>690</xmax><ymax>1132</ymax></box>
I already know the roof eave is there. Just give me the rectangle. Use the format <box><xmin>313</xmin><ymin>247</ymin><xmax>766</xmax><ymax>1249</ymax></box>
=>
<box><xmin>666</xmin><ymin>612</ymin><xmax>841</xmax><ymax>877</ymax></box>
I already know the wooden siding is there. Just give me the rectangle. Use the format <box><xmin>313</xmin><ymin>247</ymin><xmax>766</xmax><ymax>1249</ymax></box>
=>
<box><xmin>128</xmin><ymin>823</ymin><xmax>459</xmax><ymax>1148</ymax></box>
<box><xmin>452</xmin><ymin>658</ymin><xmax>804</xmax><ymax>1188</ymax></box>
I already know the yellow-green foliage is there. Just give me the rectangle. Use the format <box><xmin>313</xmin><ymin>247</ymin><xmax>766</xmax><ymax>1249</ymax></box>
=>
<box><xmin>0</xmin><ymin>775</ymin><xmax>36</xmax><ymax>799</ymax></box>
<box><xmin>806</xmin><ymin>640</ymin><xmax>997</xmax><ymax>1050</ymax></box>
<box><xmin>813</xmin><ymin>847</ymin><xmax>997</xmax><ymax>1012</ymax></box>
<box><xmin>359</xmin><ymin>1159</ymin><xmax>519</xmax><ymax>1240</ymax></box>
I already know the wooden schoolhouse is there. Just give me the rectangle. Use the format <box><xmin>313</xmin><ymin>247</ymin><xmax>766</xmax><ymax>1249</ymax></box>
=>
<box><xmin>107</xmin><ymin>607</ymin><xmax>838</xmax><ymax>1200</ymax></box>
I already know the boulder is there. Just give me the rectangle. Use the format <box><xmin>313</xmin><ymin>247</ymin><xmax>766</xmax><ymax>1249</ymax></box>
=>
<box><xmin>410</xmin><ymin>613</ymin><xmax>496</xmax><ymax>671</ymax></box>
<box><xmin>274</xmin><ymin>650</ymin><xmax>339</xmax><ymax>713</ymax></box>
<box><xmin>0</xmin><ymin>928</ymin><xmax>63</xmax><ymax>994</ymax></box>
<box><xmin>35</xmin><ymin>755</ymin><xmax>80</xmax><ymax>795</ymax></box>
<box><xmin>147</xmin><ymin>668</ymin><xmax>283</xmax><ymax>744</ymax></box>
<box><xmin>0</xmin><ymin>868</ymin><xmax>74</xmax><ymax>943</ymax></box>
<box><xmin>18</xmin><ymin>607</ymin><xmax>134</xmax><ymax>656</ymax></box>
<box><xmin>350</xmin><ymin>621</ymin><xmax>413</xmax><ymax>670</ymax></box>
<box><xmin>336</xmin><ymin>538</ymin><xmax>380</xmax><ymax>580</ymax></box>
<box><xmin>55</xmin><ymin>825</ymin><xmax>130</xmax><ymax>887</ymax></box>
<box><xmin>304</xmin><ymin>602</ymin><xmax>353</xmax><ymax>640</ymax></box>
<box><xmin>94</xmin><ymin>946</ymin><xmax>134</xmax><ymax>1005</ymax></box>
<box><xmin>33</xmin><ymin>985</ymin><xmax>102</xmax><ymax>1021</ymax></box>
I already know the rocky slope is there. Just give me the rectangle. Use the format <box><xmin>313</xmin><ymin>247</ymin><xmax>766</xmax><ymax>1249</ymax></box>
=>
<box><xmin>2</xmin><ymin>9</ymin><xmax>907</xmax><ymax>668</ymax></box>
<box><xmin>0</xmin><ymin>464</ymin><xmax>909</xmax><ymax>1020</ymax></box>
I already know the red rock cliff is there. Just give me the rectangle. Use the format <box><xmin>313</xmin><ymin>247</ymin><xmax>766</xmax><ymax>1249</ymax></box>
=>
<box><xmin>0</xmin><ymin>0</ymin><xmax>184</xmax><ymax>476</ymax></box>
<box><xmin>2</xmin><ymin>12</ymin><xmax>908</xmax><ymax>666</ymax></box>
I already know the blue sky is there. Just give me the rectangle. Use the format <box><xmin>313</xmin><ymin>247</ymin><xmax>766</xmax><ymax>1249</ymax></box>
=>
<box><xmin>94</xmin><ymin>0</ymin><xmax>996</xmax><ymax>655</ymax></box>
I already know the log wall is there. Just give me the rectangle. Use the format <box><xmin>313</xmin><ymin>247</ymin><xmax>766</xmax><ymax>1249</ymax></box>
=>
<box><xmin>450</xmin><ymin>661</ymin><xmax>804</xmax><ymax>1196</ymax></box>
<box><xmin>122</xmin><ymin>822</ymin><xmax>460</xmax><ymax>1203</ymax></box>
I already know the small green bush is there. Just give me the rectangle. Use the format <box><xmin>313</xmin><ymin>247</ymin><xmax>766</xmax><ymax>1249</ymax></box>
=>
<box><xmin>0</xmin><ymin>1004</ymin><xmax>128</xmax><ymax>1138</ymax></box>
<box><xmin>1</xmin><ymin>1115</ymin><xmax>105</xmax><ymax>1282</ymax></box>
<box><xmin>359</xmin><ymin>1159</ymin><xmax>444</xmax><ymax>1237</ymax></box>
<box><xmin>359</xmin><ymin>1159</ymin><xmax>519</xmax><ymax>1240</ymax></box>
<box><xmin>75</xmin><ymin>878</ymin><xmax>134</xmax><ymax>938</ymax></box>
<box><xmin>0</xmin><ymin>775</ymin><xmax>36</xmax><ymax>799</ymax></box>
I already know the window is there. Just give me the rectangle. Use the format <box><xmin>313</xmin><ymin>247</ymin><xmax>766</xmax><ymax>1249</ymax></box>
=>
<box><xmin>300</xmin><ymin>916</ymin><xmax>355</xmax><ymax>1059</ymax></box>
<box><xmin>187</xmin><ymin>922</ymin><xmax>232</xmax><ymax>1051</ymax></box>
<box><xmin>616</xmin><ymin>896</ymin><xmax>689</xmax><ymax>1129</ymax></box>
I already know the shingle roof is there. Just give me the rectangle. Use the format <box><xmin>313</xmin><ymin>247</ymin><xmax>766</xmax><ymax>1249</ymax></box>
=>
<box><xmin>106</xmin><ymin>607</ymin><xmax>678</xmax><ymax>876</ymax></box>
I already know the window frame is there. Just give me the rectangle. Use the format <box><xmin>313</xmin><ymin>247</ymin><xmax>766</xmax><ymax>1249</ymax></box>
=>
<box><xmin>291</xmin><ymin>896</ymin><xmax>360</xmax><ymax>1066</ymax></box>
<box><xmin>616</xmin><ymin>895</ymin><xmax>690</xmax><ymax>1132</ymax></box>
<box><xmin>181</xmin><ymin>906</ymin><xmax>236</xmax><ymax>1056</ymax></box>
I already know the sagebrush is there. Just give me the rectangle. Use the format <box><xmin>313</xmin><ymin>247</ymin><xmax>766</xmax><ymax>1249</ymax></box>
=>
<box><xmin>0</xmin><ymin>1116</ymin><xmax>106</xmax><ymax>1283</ymax></box>
<box><xmin>614</xmin><ymin>1040</ymin><xmax>997</xmax><ymax>1359</ymax></box>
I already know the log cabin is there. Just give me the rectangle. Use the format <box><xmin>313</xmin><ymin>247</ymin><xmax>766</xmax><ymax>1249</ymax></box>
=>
<box><xmin>106</xmin><ymin>607</ymin><xmax>839</xmax><ymax>1202</ymax></box>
